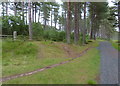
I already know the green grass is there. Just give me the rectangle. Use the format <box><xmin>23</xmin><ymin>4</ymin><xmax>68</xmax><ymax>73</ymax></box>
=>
<box><xmin>2</xmin><ymin>39</ymin><xmax>66</xmax><ymax>77</ymax></box>
<box><xmin>111</xmin><ymin>40</ymin><xmax>120</xmax><ymax>51</ymax></box>
<box><xmin>2</xmin><ymin>39</ymin><xmax>100</xmax><ymax>84</ymax></box>
<box><xmin>87</xmin><ymin>80</ymin><xmax>97</xmax><ymax>84</ymax></box>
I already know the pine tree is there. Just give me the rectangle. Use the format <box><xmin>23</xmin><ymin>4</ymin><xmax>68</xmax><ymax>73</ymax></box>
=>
<box><xmin>66</xmin><ymin>2</ymin><xmax>71</xmax><ymax>44</ymax></box>
<box><xmin>118</xmin><ymin>1</ymin><xmax>120</xmax><ymax>32</ymax></box>
<box><xmin>83</xmin><ymin>2</ymin><xmax>86</xmax><ymax>44</ymax></box>
<box><xmin>74</xmin><ymin>2</ymin><xmax>79</xmax><ymax>44</ymax></box>
<box><xmin>28</xmin><ymin>0</ymin><xmax>32</xmax><ymax>40</ymax></box>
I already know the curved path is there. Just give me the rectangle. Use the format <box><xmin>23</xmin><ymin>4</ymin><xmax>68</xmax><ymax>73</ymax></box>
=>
<box><xmin>98</xmin><ymin>41</ymin><xmax>118</xmax><ymax>84</ymax></box>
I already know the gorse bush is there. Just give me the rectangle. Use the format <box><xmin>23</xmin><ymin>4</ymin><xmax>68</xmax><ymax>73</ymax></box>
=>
<box><xmin>32</xmin><ymin>23</ymin><xmax>66</xmax><ymax>41</ymax></box>
<box><xmin>58</xmin><ymin>31</ymin><xmax>66</xmax><ymax>41</ymax></box>
<box><xmin>44</xmin><ymin>29</ymin><xmax>58</xmax><ymax>41</ymax></box>
<box><xmin>43</xmin><ymin>30</ymin><xmax>66</xmax><ymax>41</ymax></box>
<box><xmin>32</xmin><ymin>23</ymin><xmax>44</xmax><ymax>40</ymax></box>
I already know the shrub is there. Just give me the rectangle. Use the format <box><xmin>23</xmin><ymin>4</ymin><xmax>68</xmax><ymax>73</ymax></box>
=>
<box><xmin>87</xmin><ymin>80</ymin><xmax>97</xmax><ymax>84</ymax></box>
<box><xmin>43</xmin><ymin>29</ymin><xmax>58</xmax><ymax>41</ymax></box>
<box><xmin>57</xmin><ymin>31</ymin><xmax>65</xmax><ymax>41</ymax></box>
<box><xmin>32</xmin><ymin>23</ymin><xmax>44</xmax><ymax>40</ymax></box>
<box><xmin>88</xmin><ymin>40</ymin><xmax>93</xmax><ymax>42</ymax></box>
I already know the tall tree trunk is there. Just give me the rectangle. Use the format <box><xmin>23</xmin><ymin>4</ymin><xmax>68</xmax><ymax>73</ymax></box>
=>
<box><xmin>66</xmin><ymin>2</ymin><xmax>71</xmax><ymax>44</ymax></box>
<box><xmin>64</xmin><ymin>10</ymin><xmax>67</xmax><ymax>31</ymax></box>
<box><xmin>14</xmin><ymin>2</ymin><xmax>17</xmax><ymax>16</ymax></box>
<box><xmin>32</xmin><ymin>2</ymin><xmax>34</xmax><ymax>23</ymax></box>
<box><xmin>55</xmin><ymin>22</ymin><xmax>57</xmax><ymax>29</ymax></box>
<box><xmin>74</xmin><ymin>2</ymin><xmax>79</xmax><ymax>44</ymax></box>
<box><xmin>26</xmin><ymin>3</ymin><xmax>28</xmax><ymax>24</ymax></box>
<box><xmin>90</xmin><ymin>10</ymin><xmax>95</xmax><ymax>39</ymax></box>
<box><xmin>22</xmin><ymin>2</ymin><xmax>24</xmax><ymax>23</ymax></box>
<box><xmin>6</xmin><ymin>2</ymin><xmax>8</xmax><ymax>15</ymax></box>
<box><xmin>2</xmin><ymin>2</ymin><xmax>5</xmax><ymax>17</ymax></box>
<box><xmin>90</xmin><ymin>28</ymin><xmax>93</xmax><ymax>39</ymax></box>
<box><xmin>90</xmin><ymin>20</ymin><xmax>94</xmax><ymax>39</ymax></box>
<box><xmin>78</xmin><ymin>3</ymin><xmax>81</xmax><ymax>36</ymax></box>
<box><xmin>83</xmin><ymin>2</ymin><xmax>86</xmax><ymax>44</ymax></box>
<box><xmin>35</xmin><ymin>4</ymin><xmax>37</xmax><ymax>23</ymax></box>
<box><xmin>93</xmin><ymin>19</ymin><xmax>97</xmax><ymax>40</ymax></box>
<box><xmin>28</xmin><ymin>0</ymin><xmax>32</xmax><ymax>40</ymax></box>
<box><xmin>21</xmin><ymin>2</ymin><xmax>25</xmax><ymax>35</ymax></box>
<box><xmin>87</xmin><ymin>18</ymin><xmax>91</xmax><ymax>36</ymax></box>
<box><xmin>38</xmin><ymin>8</ymin><xmax>41</xmax><ymax>23</ymax></box>
<box><xmin>51</xmin><ymin>10</ymin><xmax>52</xmax><ymax>27</ymax></box>
<box><xmin>118</xmin><ymin>1</ymin><xmax>120</xmax><ymax>33</ymax></box>
<box><xmin>59</xmin><ymin>24</ymin><xmax>61</xmax><ymax>30</ymax></box>
<box><xmin>78</xmin><ymin>3</ymin><xmax>82</xmax><ymax>35</ymax></box>
<box><xmin>44</xmin><ymin>19</ymin><xmax>47</xmax><ymax>30</ymax></box>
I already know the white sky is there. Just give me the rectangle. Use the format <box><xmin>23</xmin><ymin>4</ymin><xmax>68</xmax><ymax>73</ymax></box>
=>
<box><xmin>108</xmin><ymin>0</ymin><xmax>115</xmax><ymax>6</ymax></box>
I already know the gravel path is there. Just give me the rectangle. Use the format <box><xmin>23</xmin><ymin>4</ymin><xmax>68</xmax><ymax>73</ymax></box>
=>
<box><xmin>98</xmin><ymin>41</ymin><xmax>118</xmax><ymax>84</ymax></box>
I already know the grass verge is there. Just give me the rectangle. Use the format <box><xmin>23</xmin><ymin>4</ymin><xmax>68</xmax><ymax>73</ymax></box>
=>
<box><xmin>111</xmin><ymin>40</ymin><xmax>120</xmax><ymax>51</ymax></box>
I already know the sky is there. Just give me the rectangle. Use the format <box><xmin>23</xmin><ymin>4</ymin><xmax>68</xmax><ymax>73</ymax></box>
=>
<box><xmin>108</xmin><ymin>0</ymin><xmax>115</xmax><ymax>6</ymax></box>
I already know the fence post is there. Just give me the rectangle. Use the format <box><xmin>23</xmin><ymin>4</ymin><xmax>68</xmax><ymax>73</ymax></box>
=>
<box><xmin>13</xmin><ymin>31</ymin><xmax>17</xmax><ymax>41</ymax></box>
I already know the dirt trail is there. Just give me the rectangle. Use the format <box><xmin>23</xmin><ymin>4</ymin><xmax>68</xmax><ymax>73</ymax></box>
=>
<box><xmin>61</xmin><ymin>44</ymin><xmax>75</xmax><ymax>57</ymax></box>
<box><xmin>58</xmin><ymin>43</ymin><xmax>79</xmax><ymax>58</ymax></box>
<box><xmin>0</xmin><ymin>46</ymin><xmax>93</xmax><ymax>82</ymax></box>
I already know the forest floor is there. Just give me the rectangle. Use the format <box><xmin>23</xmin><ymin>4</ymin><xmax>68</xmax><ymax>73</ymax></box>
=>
<box><xmin>2</xmin><ymin>39</ymin><xmax>100</xmax><ymax>84</ymax></box>
<box><xmin>98</xmin><ymin>41</ymin><xmax>118</xmax><ymax>84</ymax></box>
